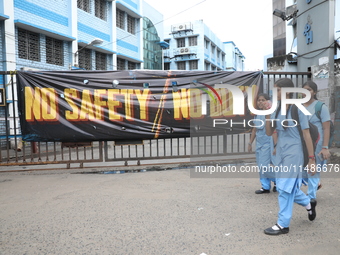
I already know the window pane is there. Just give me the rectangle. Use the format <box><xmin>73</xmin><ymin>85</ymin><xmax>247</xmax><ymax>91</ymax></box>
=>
<box><xmin>77</xmin><ymin>0</ymin><xmax>90</xmax><ymax>13</ymax></box>
<box><xmin>78</xmin><ymin>48</ymin><xmax>92</xmax><ymax>70</ymax></box>
<box><xmin>46</xmin><ymin>37</ymin><xmax>64</xmax><ymax>66</ymax></box>
<box><xmin>177</xmin><ymin>61</ymin><xmax>186</xmax><ymax>70</ymax></box>
<box><xmin>177</xmin><ymin>38</ymin><xmax>185</xmax><ymax>48</ymax></box>
<box><xmin>116</xmin><ymin>9</ymin><xmax>125</xmax><ymax>29</ymax></box>
<box><xmin>95</xmin><ymin>0</ymin><xmax>107</xmax><ymax>20</ymax></box>
<box><xmin>95</xmin><ymin>51</ymin><xmax>107</xmax><ymax>70</ymax></box>
<box><xmin>189</xmin><ymin>36</ymin><xmax>197</xmax><ymax>46</ymax></box>
<box><xmin>117</xmin><ymin>58</ymin><xmax>125</xmax><ymax>70</ymax></box>
<box><xmin>18</xmin><ymin>28</ymin><xmax>40</xmax><ymax>61</ymax></box>
<box><xmin>127</xmin><ymin>15</ymin><xmax>136</xmax><ymax>34</ymax></box>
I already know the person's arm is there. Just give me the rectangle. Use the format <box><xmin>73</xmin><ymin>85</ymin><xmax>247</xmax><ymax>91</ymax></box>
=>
<box><xmin>272</xmin><ymin>131</ymin><xmax>278</xmax><ymax>155</ymax></box>
<box><xmin>248</xmin><ymin>127</ymin><xmax>256</xmax><ymax>152</ymax></box>
<box><xmin>319</xmin><ymin>121</ymin><xmax>331</xmax><ymax>160</ymax></box>
<box><xmin>302</xmin><ymin>129</ymin><xmax>316</xmax><ymax>175</ymax></box>
<box><xmin>265</xmin><ymin>115</ymin><xmax>275</xmax><ymax>136</ymax></box>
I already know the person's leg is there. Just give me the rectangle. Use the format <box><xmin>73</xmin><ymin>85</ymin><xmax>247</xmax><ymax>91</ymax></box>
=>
<box><xmin>307</xmin><ymin>171</ymin><xmax>320</xmax><ymax>200</ymax></box>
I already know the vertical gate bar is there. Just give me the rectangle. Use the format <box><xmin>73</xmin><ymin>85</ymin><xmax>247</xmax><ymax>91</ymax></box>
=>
<box><xmin>10</xmin><ymin>73</ymin><xmax>18</xmax><ymax>162</ymax></box>
<box><xmin>142</xmin><ymin>140</ymin><xmax>145</xmax><ymax>157</ymax></box>
<box><xmin>210</xmin><ymin>136</ymin><xmax>213</xmax><ymax>154</ymax></box>
<box><xmin>30</xmin><ymin>142</ymin><xmax>34</xmax><ymax>162</ymax></box>
<box><xmin>237</xmin><ymin>134</ymin><xmax>240</xmax><ymax>153</ymax></box>
<box><xmin>22</xmin><ymin>141</ymin><xmax>26</xmax><ymax>162</ymax></box>
<box><xmin>184</xmin><ymin>137</ymin><xmax>187</xmax><ymax>155</ymax></box>
<box><xmin>45</xmin><ymin>142</ymin><xmax>49</xmax><ymax>161</ymax></box>
<box><xmin>170</xmin><ymin>138</ymin><xmax>173</xmax><ymax>156</ymax></box>
<box><xmin>76</xmin><ymin>145</ymin><xmax>79</xmax><ymax>160</ymax></box>
<box><xmin>37</xmin><ymin>142</ymin><xmax>41</xmax><ymax>161</ymax></box>
<box><xmin>217</xmin><ymin>135</ymin><xmax>220</xmax><ymax>154</ymax></box>
<box><xmin>120</xmin><ymin>145</ymin><xmax>123</xmax><ymax>159</ymax></box>
<box><xmin>204</xmin><ymin>136</ymin><xmax>206</xmax><ymax>155</ymax></box>
<box><xmin>231</xmin><ymin>135</ymin><xmax>234</xmax><ymax>153</ymax></box>
<box><xmin>128</xmin><ymin>144</ymin><xmax>131</xmax><ymax>158</ymax></box>
<box><xmin>163</xmin><ymin>138</ymin><xmax>166</xmax><ymax>157</ymax></box>
<box><xmin>61</xmin><ymin>144</ymin><xmax>64</xmax><ymax>160</ymax></box>
<box><xmin>53</xmin><ymin>142</ymin><xmax>57</xmax><ymax>161</ymax></box>
<box><xmin>177</xmin><ymin>138</ymin><xmax>179</xmax><ymax>156</ymax></box>
<box><xmin>83</xmin><ymin>146</ymin><xmax>86</xmax><ymax>160</ymax></box>
<box><xmin>149</xmin><ymin>139</ymin><xmax>152</xmax><ymax>157</ymax></box>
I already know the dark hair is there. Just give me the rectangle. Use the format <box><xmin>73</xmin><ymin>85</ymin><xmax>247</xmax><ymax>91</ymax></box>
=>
<box><xmin>275</xmin><ymin>78</ymin><xmax>294</xmax><ymax>99</ymax></box>
<box><xmin>257</xmin><ymin>93</ymin><xmax>270</xmax><ymax>101</ymax></box>
<box><xmin>256</xmin><ymin>93</ymin><xmax>270</xmax><ymax>110</ymax></box>
<box><xmin>302</xmin><ymin>80</ymin><xmax>318</xmax><ymax>100</ymax></box>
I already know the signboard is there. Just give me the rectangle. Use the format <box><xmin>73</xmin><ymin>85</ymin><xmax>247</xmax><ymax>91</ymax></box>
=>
<box><xmin>16</xmin><ymin>70</ymin><xmax>263</xmax><ymax>142</ymax></box>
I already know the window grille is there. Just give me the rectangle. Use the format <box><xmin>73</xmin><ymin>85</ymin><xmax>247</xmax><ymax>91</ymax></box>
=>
<box><xmin>177</xmin><ymin>38</ymin><xmax>185</xmax><ymax>48</ymax></box>
<box><xmin>116</xmin><ymin>9</ymin><xmax>125</xmax><ymax>29</ymax></box>
<box><xmin>127</xmin><ymin>15</ymin><xmax>136</xmax><ymax>34</ymax></box>
<box><xmin>77</xmin><ymin>0</ymin><xmax>90</xmax><ymax>13</ymax></box>
<box><xmin>164</xmin><ymin>63</ymin><xmax>170</xmax><ymax>70</ymax></box>
<box><xmin>177</xmin><ymin>61</ymin><xmax>186</xmax><ymax>70</ymax></box>
<box><xmin>78</xmin><ymin>48</ymin><xmax>92</xmax><ymax>70</ymax></box>
<box><xmin>127</xmin><ymin>61</ymin><xmax>136</xmax><ymax>70</ymax></box>
<box><xmin>95</xmin><ymin>51</ymin><xmax>107</xmax><ymax>70</ymax></box>
<box><xmin>46</xmin><ymin>37</ymin><xmax>64</xmax><ymax>66</ymax></box>
<box><xmin>189</xmin><ymin>60</ymin><xmax>198</xmax><ymax>70</ymax></box>
<box><xmin>95</xmin><ymin>0</ymin><xmax>107</xmax><ymax>20</ymax></box>
<box><xmin>189</xmin><ymin>36</ymin><xmax>197</xmax><ymax>46</ymax></box>
<box><xmin>117</xmin><ymin>58</ymin><xmax>125</xmax><ymax>70</ymax></box>
<box><xmin>18</xmin><ymin>28</ymin><xmax>40</xmax><ymax>61</ymax></box>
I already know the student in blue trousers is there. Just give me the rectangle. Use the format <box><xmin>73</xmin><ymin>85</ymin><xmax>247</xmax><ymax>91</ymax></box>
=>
<box><xmin>264</xmin><ymin>78</ymin><xmax>317</xmax><ymax>235</ymax></box>
<box><xmin>248</xmin><ymin>93</ymin><xmax>277</xmax><ymax>194</ymax></box>
<box><xmin>302</xmin><ymin>81</ymin><xmax>331</xmax><ymax>200</ymax></box>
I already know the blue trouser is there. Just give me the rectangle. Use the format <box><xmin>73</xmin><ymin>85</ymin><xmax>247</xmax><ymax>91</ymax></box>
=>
<box><xmin>257</xmin><ymin>148</ymin><xmax>275</xmax><ymax>190</ymax></box>
<box><xmin>277</xmin><ymin>178</ymin><xmax>310</xmax><ymax>228</ymax></box>
<box><xmin>303</xmin><ymin>159</ymin><xmax>325</xmax><ymax>200</ymax></box>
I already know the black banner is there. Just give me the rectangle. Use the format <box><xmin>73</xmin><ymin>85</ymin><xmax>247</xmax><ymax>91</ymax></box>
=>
<box><xmin>16</xmin><ymin>70</ymin><xmax>263</xmax><ymax>142</ymax></box>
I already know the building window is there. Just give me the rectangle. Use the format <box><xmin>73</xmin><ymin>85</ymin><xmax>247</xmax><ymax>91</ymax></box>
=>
<box><xmin>95</xmin><ymin>51</ymin><xmax>106</xmax><ymax>70</ymax></box>
<box><xmin>77</xmin><ymin>0</ymin><xmax>90</xmax><ymax>13</ymax></box>
<box><xmin>78</xmin><ymin>48</ymin><xmax>92</xmax><ymax>70</ymax></box>
<box><xmin>205</xmin><ymin>39</ymin><xmax>209</xmax><ymax>49</ymax></box>
<box><xmin>211</xmin><ymin>45</ymin><xmax>215</xmax><ymax>54</ymax></box>
<box><xmin>46</xmin><ymin>37</ymin><xmax>64</xmax><ymax>66</ymax></box>
<box><xmin>189</xmin><ymin>60</ymin><xmax>198</xmax><ymax>70</ymax></box>
<box><xmin>205</xmin><ymin>62</ymin><xmax>209</xmax><ymax>70</ymax></box>
<box><xmin>127</xmin><ymin>15</ymin><xmax>136</xmax><ymax>34</ymax></box>
<box><xmin>18</xmin><ymin>28</ymin><xmax>40</xmax><ymax>62</ymax></box>
<box><xmin>95</xmin><ymin>0</ymin><xmax>107</xmax><ymax>20</ymax></box>
<box><xmin>177</xmin><ymin>61</ymin><xmax>186</xmax><ymax>70</ymax></box>
<box><xmin>127</xmin><ymin>61</ymin><xmax>136</xmax><ymax>70</ymax></box>
<box><xmin>116</xmin><ymin>9</ymin><xmax>125</xmax><ymax>29</ymax></box>
<box><xmin>177</xmin><ymin>38</ymin><xmax>185</xmax><ymax>48</ymax></box>
<box><xmin>164</xmin><ymin>63</ymin><xmax>170</xmax><ymax>70</ymax></box>
<box><xmin>189</xmin><ymin>36</ymin><xmax>197</xmax><ymax>46</ymax></box>
<box><xmin>117</xmin><ymin>58</ymin><xmax>125</xmax><ymax>70</ymax></box>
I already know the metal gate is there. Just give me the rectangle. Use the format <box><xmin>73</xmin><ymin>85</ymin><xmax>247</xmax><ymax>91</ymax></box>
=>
<box><xmin>0</xmin><ymin>71</ymin><xmax>310</xmax><ymax>171</ymax></box>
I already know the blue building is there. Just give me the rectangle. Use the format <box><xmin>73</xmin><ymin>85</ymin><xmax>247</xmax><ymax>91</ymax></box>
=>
<box><xmin>163</xmin><ymin>20</ymin><xmax>245</xmax><ymax>71</ymax></box>
<box><xmin>0</xmin><ymin>0</ymin><xmax>165</xmax><ymax>72</ymax></box>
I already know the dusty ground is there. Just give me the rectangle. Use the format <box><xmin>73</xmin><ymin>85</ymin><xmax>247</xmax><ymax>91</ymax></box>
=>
<box><xmin>0</xmin><ymin>167</ymin><xmax>340</xmax><ymax>255</ymax></box>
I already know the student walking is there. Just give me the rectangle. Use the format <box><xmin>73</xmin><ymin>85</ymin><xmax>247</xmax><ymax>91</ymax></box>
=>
<box><xmin>302</xmin><ymin>81</ymin><xmax>331</xmax><ymax>200</ymax></box>
<box><xmin>264</xmin><ymin>78</ymin><xmax>317</xmax><ymax>235</ymax></box>
<box><xmin>248</xmin><ymin>93</ymin><xmax>276</xmax><ymax>194</ymax></box>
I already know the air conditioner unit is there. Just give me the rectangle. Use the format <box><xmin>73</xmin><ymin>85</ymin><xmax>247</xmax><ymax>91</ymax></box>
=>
<box><xmin>177</xmin><ymin>24</ymin><xmax>187</xmax><ymax>31</ymax></box>
<box><xmin>178</xmin><ymin>47</ymin><xmax>190</xmax><ymax>55</ymax></box>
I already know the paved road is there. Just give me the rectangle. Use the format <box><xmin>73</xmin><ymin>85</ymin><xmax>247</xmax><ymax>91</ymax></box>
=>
<box><xmin>1</xmin><ymin>167</ymin><xmax>340</xmax><ymax>255</ymax></box>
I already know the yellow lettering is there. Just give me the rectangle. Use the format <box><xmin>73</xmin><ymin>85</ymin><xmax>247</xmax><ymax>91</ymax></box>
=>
<box><xmin>65</xmin><ymin>88</ymin><xmax>80</xmax><ymax>120</ymax></box>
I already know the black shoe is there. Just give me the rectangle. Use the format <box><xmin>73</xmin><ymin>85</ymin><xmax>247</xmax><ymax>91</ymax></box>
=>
<box><xmin>264</xmin><ymin>224</ymin><xmax>289</xmax><ymax>235</ymax></box>
<box><xmin>255</xmin><ymin>188</ymin><xmax>270</xmax><ymax>194</ymax></box>
<box><xmin>308</xmin><ymin>199</ymin><xmax>317</xmax><ymax>221</ymax></box>
<box><xmin>273</xmin><ymin>185</ymin><xmax>277</xmax><ymax>192</ymax></box>
<box><xmin>317</xmin><ymin>183</ymin><xmax>322</xmax><ymax>190</ymax></box>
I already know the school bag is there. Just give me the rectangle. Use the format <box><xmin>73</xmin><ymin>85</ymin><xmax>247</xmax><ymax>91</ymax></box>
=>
<box><xmin>290</xmin><ymin>105</ymin><xmax>320</xmax><ymax>167</ymax></box>
<box><xmin>314</xmin><ymin>101</ymin><xmax>334</xmax><ymax>148</ymax></box>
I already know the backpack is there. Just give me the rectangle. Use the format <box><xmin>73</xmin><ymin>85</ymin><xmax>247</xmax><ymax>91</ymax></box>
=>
<box><xmin>314</xmin><ymin>101</ymin><xmax>334</xmax><ymax>148</ymax></box>
<box><xmin>290</xmin><ymin>105</ymin><xmax>320</xmax><ymax>167</ymax></box>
